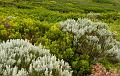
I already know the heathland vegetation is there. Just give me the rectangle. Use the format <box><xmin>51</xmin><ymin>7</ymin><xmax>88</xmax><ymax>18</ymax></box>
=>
<box><xmin>1</xmin><ymin>0</ymin><xmax>120</xmax><ymax>76</ymax></box>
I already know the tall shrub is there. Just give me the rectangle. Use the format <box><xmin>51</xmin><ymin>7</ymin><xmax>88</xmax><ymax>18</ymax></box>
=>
<box><xmin>60</xmin><ymin>18</ymin><xmax>120</xmax><ymax>61</ymax></box>
<box><xmin>60</xmin><ymin>19</ymin><xmax>120</xmax><ymax>75</ymax></box>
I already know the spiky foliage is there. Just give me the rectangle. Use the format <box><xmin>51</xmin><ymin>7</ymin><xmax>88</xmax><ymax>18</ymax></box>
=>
<box><xmin>0</xmin><ymin>39</ymin><xmax>72</xmax><ymax>76</ymax></box>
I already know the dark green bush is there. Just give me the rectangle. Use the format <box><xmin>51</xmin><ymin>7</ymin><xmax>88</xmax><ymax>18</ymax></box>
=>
<box><xmin>93</xmin><ymin>0</ymin><xmax>113</xmax><ymax>3</ymax></box>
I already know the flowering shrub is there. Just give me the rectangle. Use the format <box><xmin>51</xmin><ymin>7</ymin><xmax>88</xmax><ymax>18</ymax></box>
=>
<box><xmin>0</xmin><ymin>39</ymin><xmax>72</xmax><ymax>76</ymax></box>
<box><xmin>57</xmin><ymin>18</ymin><xmax>120</xmax><ymax>75</ymax></box>
<box><xmin>90</xmin><ymin>63</ymin><xmax>119</xmax><ymax>76</ymax></box>
<box><xmin>60</xmin><ymin>18</ymin><xmax>120</xmax><ymax>61</ymax></box>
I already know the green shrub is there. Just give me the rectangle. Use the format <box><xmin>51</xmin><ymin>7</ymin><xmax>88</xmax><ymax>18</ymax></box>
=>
<box><xmin>0</xmin><ymin>16</ymin><xmax>52</xmax><ymax>43</ymax></box>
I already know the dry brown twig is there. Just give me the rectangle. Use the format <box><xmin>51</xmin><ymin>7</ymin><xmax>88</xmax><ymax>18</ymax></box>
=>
<box><xmin>90</xmin><ymin>63</ymin><xmax>119</xmax><ymax>76</ymax></box>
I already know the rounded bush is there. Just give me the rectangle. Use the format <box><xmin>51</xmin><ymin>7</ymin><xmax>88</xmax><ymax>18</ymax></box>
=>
<box><xmin>0</xmin><ymin>39</ymin><xmax>72</xmax><ymax>76</ymax></box>
<box><xmin>60</xmin><ymin>18</ymin><xmax>120</xmax><ymax>75</ymax></box>
<box><xmin>60</xmin><ymin>18</ymin><xmax>120</xmax><ymax>61</ymax></box>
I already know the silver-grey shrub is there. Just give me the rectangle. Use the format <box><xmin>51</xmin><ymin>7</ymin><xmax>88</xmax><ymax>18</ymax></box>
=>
<box><xmin>60</xmin><ymin>18</ymin><xmax>120</xmax><ymax>61</ymax></box>
<box><xmin>0</xmin><ymin>39</ymin><xmax>72</xmax><ymax>76</ymax></box>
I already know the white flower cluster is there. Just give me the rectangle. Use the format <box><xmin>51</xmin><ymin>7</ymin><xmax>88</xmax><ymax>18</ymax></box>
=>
<box><xmin>0</xmin><ymin>39</ymin><xmax>72</xmax><ymax>76</ymax></box>
<box><xmin>60</xmin><ymin>19</ymin><xmax>120</xmax><ymax>61</ymax></box>
<box><xmin>60</xmin><ymin>19</ymin><xmax>112</xmax><ymax>43</ymax></box>
<box><xmin>107</xmin><ymin>39</ymin><xmax>120</xmax><ymax>60</ymax></box>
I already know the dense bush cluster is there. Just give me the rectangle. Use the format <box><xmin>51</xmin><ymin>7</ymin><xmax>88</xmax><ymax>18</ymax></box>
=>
<box><xmin>1</xmin><ymin>14</ymin><xmax>120</xmax><ymax>76</ymax></box>
<box><xmin>36</xmin><ymin>19</ymin><xmax>120</xmax><ymax>76</ymax></box>
<box><xmin>0</xmin><ymin>16</ymin><xmax>52</xmax><ymax>43</ymax></box>
<box><xmin>0</xmin><ymin>39</ymin><xmax>72</xmax><ymax>76</ymax></box>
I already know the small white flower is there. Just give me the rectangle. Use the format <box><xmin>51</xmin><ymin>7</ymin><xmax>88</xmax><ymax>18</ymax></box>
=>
<box><xmin>0</xmin><ymin>39</ymin><xmax>72</xmax><ymax>76</ymax></box>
